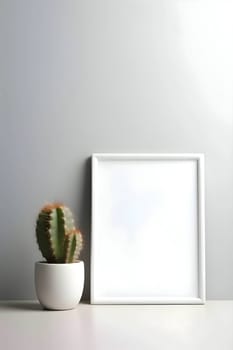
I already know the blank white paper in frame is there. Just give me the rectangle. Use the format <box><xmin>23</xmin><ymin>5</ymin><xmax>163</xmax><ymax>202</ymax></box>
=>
<box><xmin>91</xmin><ymin>154</ymin><xmax>205</xmax><ymax>304</ymax></box>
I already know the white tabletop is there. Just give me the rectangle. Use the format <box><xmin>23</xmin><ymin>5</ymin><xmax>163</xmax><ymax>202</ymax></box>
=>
<box><xmin>0</xmin><ymin>301</ymin><xmax>232</xmax><ymax>350</ymax></box>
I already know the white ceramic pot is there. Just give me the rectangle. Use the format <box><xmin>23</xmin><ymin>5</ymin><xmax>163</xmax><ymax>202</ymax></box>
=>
<box><xmin>35</xmin><ymin>261</ymin><xmax>84</xmax><ymax>310</ymax></box>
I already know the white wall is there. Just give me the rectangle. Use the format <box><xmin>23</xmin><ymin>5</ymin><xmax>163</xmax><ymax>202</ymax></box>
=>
<box><xmin>0</xmin><ymin>0</ymin><xmax>232</xmax><ymax>299</ymax></box>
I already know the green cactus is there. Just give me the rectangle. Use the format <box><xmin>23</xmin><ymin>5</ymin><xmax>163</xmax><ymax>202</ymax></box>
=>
<box><xmin>36</xmin><ymin>203</ymin><xmax>83</xmax><ymax>263</ymax></box>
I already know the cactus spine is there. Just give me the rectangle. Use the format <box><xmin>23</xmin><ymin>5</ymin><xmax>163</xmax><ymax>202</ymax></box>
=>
<box><xmin>36</xmin><ymin>203</ymin><xmax>83</xmax><ymax>263</ymax></box>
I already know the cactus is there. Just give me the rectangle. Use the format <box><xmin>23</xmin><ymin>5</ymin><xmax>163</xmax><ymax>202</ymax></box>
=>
<box><xmin>36</xmin><ymin>203</ymin><xmax>83</xmax><ymax>263</ymax></box>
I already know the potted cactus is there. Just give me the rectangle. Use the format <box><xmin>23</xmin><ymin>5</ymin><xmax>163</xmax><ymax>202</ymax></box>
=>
<box><xmin>35</xmin><ymin>203</ymin><xmax>84</xmax><ymax>310</ymax></box>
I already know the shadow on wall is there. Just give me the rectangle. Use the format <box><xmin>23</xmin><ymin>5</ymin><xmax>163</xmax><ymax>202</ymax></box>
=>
<box><xmin>78</xmin><ymin>157</ymin><xmax>92</xmax><ymax>302</ymax></box>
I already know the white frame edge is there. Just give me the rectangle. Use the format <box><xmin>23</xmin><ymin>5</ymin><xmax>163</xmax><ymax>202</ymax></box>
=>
<box><xmin>91</xmin><ymin>153</ymin><xmax>206</xmax><ymax>304</ymax></box>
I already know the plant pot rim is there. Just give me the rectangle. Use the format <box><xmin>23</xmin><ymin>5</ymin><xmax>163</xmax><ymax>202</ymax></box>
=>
<box><xmin>35</xmin><ymin>260</ymin><xmax>83</xmax><ymax>266</ymax></box>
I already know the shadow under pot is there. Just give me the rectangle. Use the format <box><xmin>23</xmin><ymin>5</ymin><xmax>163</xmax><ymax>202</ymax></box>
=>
<box><xmin>35</xmin><ymin>261</ymin><xmax>84</xmax><ymax>310</ymax></box>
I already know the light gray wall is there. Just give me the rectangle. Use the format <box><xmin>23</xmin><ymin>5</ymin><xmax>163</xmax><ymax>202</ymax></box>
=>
<box><xmin>0</xmin><ymin>0</ymin><xmax>232</xmax><ymax>300</ymax></box>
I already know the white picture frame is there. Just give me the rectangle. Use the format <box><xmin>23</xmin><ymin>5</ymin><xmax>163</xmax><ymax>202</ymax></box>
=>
<box><xmin>91</xmin><ymin>153</ymin><xmax>205</xmax><ymax>304</ymax></box>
